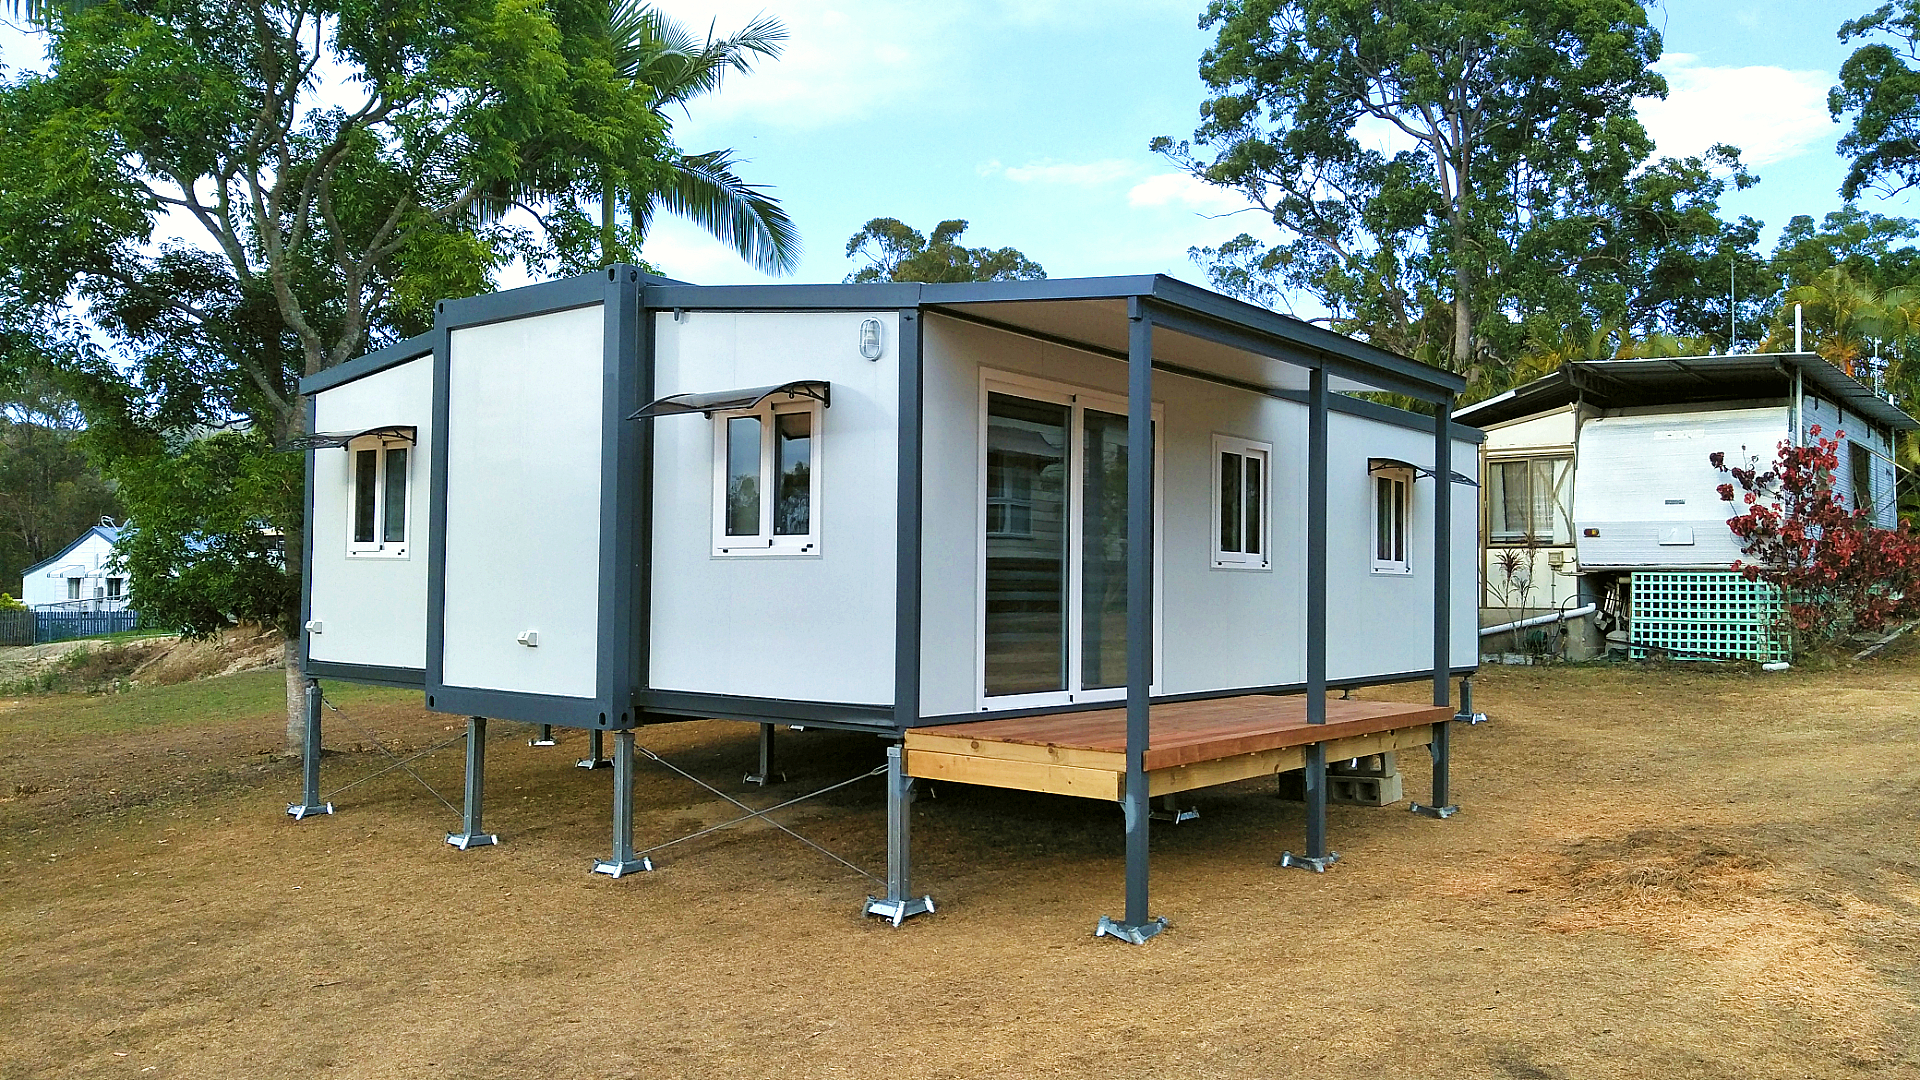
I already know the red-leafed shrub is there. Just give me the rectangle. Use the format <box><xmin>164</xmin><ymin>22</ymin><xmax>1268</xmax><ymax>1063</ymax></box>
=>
<box><xmin>1712</xmin><ymin>426</ymin><xmax>1920</xmax><ymax>647</ymax></box>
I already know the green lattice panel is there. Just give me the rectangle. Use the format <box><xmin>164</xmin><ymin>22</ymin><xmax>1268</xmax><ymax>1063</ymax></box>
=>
<box><xmin>1629</xmin><ymin>571</ymin><xmax>1789</xmax><ymax>663</ymax></box>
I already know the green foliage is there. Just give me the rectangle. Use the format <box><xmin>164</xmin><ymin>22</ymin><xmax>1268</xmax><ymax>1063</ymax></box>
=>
<box><xmin>1158</xmin><ymin>0</ymin><xmax>1762</xmax><ymax>391</ymax></box>
<box><xmin>1833</xmin><ymin>2</ymin><xmax>1920</xmax><ymax>200</ymax></box>
<box><xmin>843</xmin><ymin>219</ymin><xmax>1046</xmax><ymax>284</ymax></box>
<box><xmin>0</xmin><ymin>593</ymin><xmax>25</xmax><ymax>611</ymax></box>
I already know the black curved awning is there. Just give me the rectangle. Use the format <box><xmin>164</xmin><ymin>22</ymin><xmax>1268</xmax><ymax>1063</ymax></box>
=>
<box><xmin>630</xmin><ymin>379</ymin><xmax>830</xmax><ymax>420</ymax></box>
<box><xmin>285</xmin><ymin>425</ymin><xmax>417</xmax><ymax>451</ymax></box>
<box><xmin>1368</xmin><ymin>457</ymin><xmax>1479</xmax><ymax>487</ymax></box>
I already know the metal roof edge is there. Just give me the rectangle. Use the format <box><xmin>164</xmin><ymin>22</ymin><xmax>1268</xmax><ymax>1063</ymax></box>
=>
<box><xmin>300</xmin><ymin>331</ymin><xmax>435</xmax><ymax>396</ymax></box>
<box><xmin>20</xmin><ymin>525</ymin><xmax>119</xmax><ymax>579</ymax></box>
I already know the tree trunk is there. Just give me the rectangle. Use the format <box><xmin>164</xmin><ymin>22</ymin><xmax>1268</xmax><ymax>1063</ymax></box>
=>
<box><xmin>282</xmin><ymin>396</ymin><xmax>309</xmax><ymax>758</ymax></box>
<box><xmin>285</xmin><ymin>637</ymin><xmax>306</xmax><ymax>758</ymax></box>
<box><xmin>601</xmin><ymin>179</ymin><xmax>616</xmax><ymax>267</ymax></box>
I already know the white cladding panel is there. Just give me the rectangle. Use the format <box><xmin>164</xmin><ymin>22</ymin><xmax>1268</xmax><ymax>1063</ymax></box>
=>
<box><xmin>308</xmin><ymin>357</ymin><xmax>433</xmax><ymax>669</ymax></box>
<box><xmin>441</xmin><ymin>305</ymin><xmax>605</xmax><ymax>698</ymax></box>
<box><xmin>647</xmin><ymin>310</ymin><xmax>898</xmax><ymax>705</ymax></box>
<box><xmin>1482</xmin><ymin>406</ymin><xmax>1576</xmax><ymax>453</ymax></box>
<box><xmin>1574</xmin><ymin>407</ymin><xmax>1787</xmax><ymax>569</ymax></box>
<box><xmin>919</xmin><ymin>316</ymin><xmax>1476</xmax><ymax>717</ymax></box>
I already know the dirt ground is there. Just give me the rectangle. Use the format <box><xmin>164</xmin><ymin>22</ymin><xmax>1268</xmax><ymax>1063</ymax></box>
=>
<box><xmin>2</xmin><ymin>657</ymin><xmax>1918</xmax><ymax>1079</ymax></box>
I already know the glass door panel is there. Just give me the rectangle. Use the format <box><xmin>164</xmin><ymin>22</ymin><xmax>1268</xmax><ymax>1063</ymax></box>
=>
<box><xmin>1081</xmin><ymin>409</ymin><xmax>1130</xmax><ymax>690</ymax></box>
<box><xmin>984</xmin><ymin>393</ymin><xmax>1069</xmax><ymax>696</ymax></box>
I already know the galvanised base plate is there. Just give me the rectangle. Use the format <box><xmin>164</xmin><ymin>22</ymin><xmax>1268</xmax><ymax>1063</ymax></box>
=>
<box><xmin>1149</xmin><ymin>806</ymin><xmax>1200</xmax><ymax>824</ymax></box>
<box><xmin>864</xmin><ymin>895</ymin><xmax>935</xmax><ymax>926</ymax></box>
<box><xmin>1095</xmin><ymin>915</ymin><xmax>1167</xmax><ymax>944</ymax></box>
<box><xmin>1279</xmin><ymin>850</ymin><xmax>1341</xmax><ymax>873</ymax></box>
<box><xmin>530</xmin><ymin>737</ymin><xmax>558</xmax><ymax>747</ymax></box>
<box><xmin>592</xmin><ymin>856</ymin><xmax>653</xmax><ymax>878</ymax></box>
<box><xmin>742</xmin><ymin>771</ymin><xmax>787</xmax><ymax>787</ymax></box>
<box><xmin>1409</xmin><ymin>802</ymin><xmax>1459</xmax><ymax>819</ymax></box>
<box><xmin>1454</xmin><ymin>711</ymin><xmax>1489</xmax><ymax>725</ymax></box>
<box><xmin>286</xmin><ymin>802</ymin><xmax>334</xmax><ymax>821</ymax></box>
<box><xmin>445</xmin><ymin>831</ymin><xmax>499</xmax><ymax>850</ymax></box>
<box><xmin>575</xmin><ymin>757</ymin><xmax>612</xmax><ymax>770</ymax></box>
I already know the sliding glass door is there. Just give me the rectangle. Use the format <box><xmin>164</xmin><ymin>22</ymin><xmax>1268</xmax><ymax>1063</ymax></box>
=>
<box><xmin>981</xmin><ymin>379</ymin><xmax>1156</xmax><ymax>708</ymax></box>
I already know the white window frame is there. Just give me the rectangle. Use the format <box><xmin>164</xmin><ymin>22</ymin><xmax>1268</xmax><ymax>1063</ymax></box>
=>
<box><xmin>974</xmin><ymin>368</ymin><xmax>1163</xmax><ymax>711</ymax></box>
<box><xmin>1211</xmin><ymin>434</ymin><xmax>1272</xmax><ymax>570</ymax></box>
<box><xmin>710</xmin><ymin>397</ymin><xmax>823</xmax><ymax>557</ymax></box>
<box><xmin>346</xmin><ymin>434</ymin><xmax>414</xmax><ymax>559</ymax></box>
<box><xmin>1371</xmin><ymin>466</ymin><xmax>1413</xmax><ymax>575</ymax></box>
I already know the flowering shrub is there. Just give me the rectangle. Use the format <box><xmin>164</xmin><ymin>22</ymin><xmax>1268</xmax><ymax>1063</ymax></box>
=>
<box><xmin>1712</xmin><ymin>426</ymin><xmax>1920</xmax><ymax>647</ymax></box>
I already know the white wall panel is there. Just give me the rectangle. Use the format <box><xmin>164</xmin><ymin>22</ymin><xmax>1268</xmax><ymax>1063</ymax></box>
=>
<box><xmin>648</xmin><ymin>310</ymin><xmax>898</xmax><ymax>705</ymax></box>
<box><xmin>308</xmin><ymin>356</ymin><xmax>432</xmax><ymax>670</ymax></box>
<box><xmin>441</xmin><ymin>305</ymin><xmax>605</xmax><ymax>698</ymax></box>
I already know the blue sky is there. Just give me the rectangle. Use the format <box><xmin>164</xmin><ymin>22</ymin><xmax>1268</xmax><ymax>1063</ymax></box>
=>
<box><xmin>5</xmin><ymin>1</ymin><xmax>1916</xmax><ymax>302</ymax></box>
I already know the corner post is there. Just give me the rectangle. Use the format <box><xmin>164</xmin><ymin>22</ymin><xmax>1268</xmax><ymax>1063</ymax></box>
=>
<box><xmin>1413</xmin><ymin>394</ymin><xmax>1460</xmax><ymax>820</ymax></box>
<box><xmin>287</xmin><ymin>678</ymin><xmax>333</xmax><ymax>820</ymax></box>
<box><xmin>1282</xmin><ymin>365</ymin><xmax>1338</xmax><ymax>872</ymax></box>
<box><xmin>865</xmin><ymin>306</ymin><xmax>934</xmax><ymax>926</ymax></box>
<box><xmin>1098</xmin><ymin>296</ymin><xmax>1166</xmax><ymax>943</ymax></box>
<box><xmin>593</xmin><ymin>728</ymin><xmax>651</xmax><ymax>877</ymax></box>
<box><xmin>864</xmin><ymin>743</ymin><xmax>934</xmax><ymax>925</ymax></box>
<box><xmin>446</xmin><ymin>716</ymin><xmax>498</xmax><ymax>849</ymax></box>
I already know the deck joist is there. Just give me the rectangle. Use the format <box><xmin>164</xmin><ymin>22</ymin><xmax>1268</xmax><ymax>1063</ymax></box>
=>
<box><xmin>905</xmin><ymin>697</ymin><xmax>1452</xmax><ymax>801</ymax></box>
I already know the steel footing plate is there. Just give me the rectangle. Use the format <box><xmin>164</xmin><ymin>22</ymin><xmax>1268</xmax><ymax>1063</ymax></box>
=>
<box><xmin>863</xmin><ymin>895</ymin><xmax>935</xmax><ymax>926</ymax></box>
<box><xmin>591</xmin><ymin>856</ymin><xmax>653</xmax><ymax>878</ymax></box>
<box><xmin>286</xmin><ymin>802</ymin><xmax>334</xmax><ymax>821</ymax></box>
<box><xmin>1279</xmin><ymin>850</ymin><xmax>1341</xmax><ymax>873</ymax></box>
<box><xmin>1095</xmin><ymin>915</ymin><xmax>1168</xmax><ymax>944</ymax></box>
<box><xmin>742</xmin><ymin>771</ymin><xmax>787</xmax><ymax>787</ymax></box>
<box><xmin>1149</xmin><ymin>806</ymin><xmax>1200</xmax><ymax>824</ymax></box>
<box><xmin>530</xmin><ymin>737</ymin><xmax>558</xmax><ymax>747</ymax></box>
<box><xmin>1408</xmin><ymin>802</ymin><xmax>1459</xmax><ymax>819</ymax></box>
<box><xmin>445</xmin><ymin>831</ymin><xmax>499</xmax><ymax>850</ymax></box>
<box><xmin>575</xmin><ymin>758</ymin><xmax>612</xmax><ymax>770</ymax></box>
<box><xmin>1453</xmin><ymin>711</ymin><xmax>1488</xmax><ymax>725</ymax></box>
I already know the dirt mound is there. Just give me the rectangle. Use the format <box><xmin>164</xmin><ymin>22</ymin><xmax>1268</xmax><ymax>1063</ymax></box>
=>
<box><xmin>0</xmin><ymin>624</ymin><xmax>284</xmax><ymax>694</ymax></box>
<box><xmin>129</xmin><ymin>624</ymin><xmax>284</xmax><ymax>685</ymax></box>
<box><xmin>1551</xmin><ymin>828</ymin><xmax>1773</xmax><ymax>906</ymax></box>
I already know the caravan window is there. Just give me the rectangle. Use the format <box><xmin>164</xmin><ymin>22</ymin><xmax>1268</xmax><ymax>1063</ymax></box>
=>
<box><xmin>1372</xmin><ymin>467</ymin><xmax>1412</xmax><ymax>574</ymax></box>
<box><xmin>1212</xmin><ymin>435</ymin><xmax>1270</xmax><ymax>568</ymax></box>
<box><xmin>1487</xmin><ymin>456</ymin><xmax>1571</xmax><ymax>545</ymax></box>
<box><xmin>348</xmin><ymin>437</ymin><xmax>412</xmax><ymax>557</ymax></box>
<box><xmin>713</xmin><ymin>399</ymin><xmax>821</xmax><ymax>556</ymax></box>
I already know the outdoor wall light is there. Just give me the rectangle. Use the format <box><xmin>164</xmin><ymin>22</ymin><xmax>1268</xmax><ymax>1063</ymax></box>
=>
<box><xmin>859</xmin><ymin>318</ymin><xmax>884</xmax><ymax>360</ymax></box>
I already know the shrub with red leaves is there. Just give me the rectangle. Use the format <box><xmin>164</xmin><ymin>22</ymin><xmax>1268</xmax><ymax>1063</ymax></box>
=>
<box><xmin>1712</xmin><ymin>426</ymin><xmax>1920</xmax><ymax>648</ymax></box>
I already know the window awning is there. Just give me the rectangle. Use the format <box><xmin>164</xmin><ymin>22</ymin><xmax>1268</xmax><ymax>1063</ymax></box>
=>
<box><xmin>630</xmin><ymin>380</ymin><xmax>830</xmax><ymax>420</ymax></box>
<box><xmin>285</xmin><ymin>425</ymin><xmax>417</xmax><ymax>451</ymax></box>
<box><xmin>1368</xmin><ymin>457</ymin><xmax>1479</xmax><ymax>487</ymax></box>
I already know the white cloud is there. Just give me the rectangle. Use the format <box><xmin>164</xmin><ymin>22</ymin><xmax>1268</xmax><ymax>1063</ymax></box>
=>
<box><xmin>1637</xmin><ymin>55</ymin><xmax>1835</xmax><ymax>167</ymax></box>
<box><xmin>984</xmin><ymin>158</ymin><xmax>1140</xmax><ymax>185</ymax></box>
<box><xmin>1127</xmin><ymin>172</ymin><xmax>1252</xmax><ymax>215</ymax></box>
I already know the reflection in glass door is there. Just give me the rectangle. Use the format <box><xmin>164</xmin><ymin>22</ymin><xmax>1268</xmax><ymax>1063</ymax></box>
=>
<box><xmin>983</xmin><ymin>388</ymin><xmax>1153</xmax><ymax>704</ymax></box>
<box><xmin>983</xmin><ymin>393</ymin><xmax>1069</xmax><ymax>697</ymax></box>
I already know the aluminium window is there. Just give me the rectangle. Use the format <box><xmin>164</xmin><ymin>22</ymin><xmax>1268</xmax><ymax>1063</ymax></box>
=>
<box><xmin>1212</xmin><ymin>435</ymin><xmax>1271</xmax><ymax>568</ymax></box>
<box><xmin>713</xmin><ymin>398</ymin><xmax>821</xmax><ymax>555</ymax></box>
<box><xmin>348</xmin><ymin>435</ymin><xmax>412</xmax><ymax>557</ymax></box>
<box><xmin>1486</xmin><ymin>456</ymin><xmax>1571</xmax><ymax>545</ymax></box>
<box><xmin>1372</xmin><ymin>466</ymin><xmax>1412</xmax><ymax>575</ymax></box>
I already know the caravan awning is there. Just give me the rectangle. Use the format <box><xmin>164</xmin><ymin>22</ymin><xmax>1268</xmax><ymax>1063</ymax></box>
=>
<box><xmin>630</xmin><ymin>380</ymin><xmax>830</xmax><ymax>420</ymax></box>
<box><xmin>285</xmin><ymin>425</ymin><xmax>417</xmax><ymax>451</ymax></box>
<box><xmin>1368</xmin><ymin>457</ymin><xmax>1479</xmax><ymax>486</ymax></box>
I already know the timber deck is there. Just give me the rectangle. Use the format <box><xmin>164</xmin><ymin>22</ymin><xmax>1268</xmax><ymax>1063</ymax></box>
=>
<box><xmin>905</xmin><ymin>697</ymin><xmax>1452</xmax><ymax>801</ymax></box>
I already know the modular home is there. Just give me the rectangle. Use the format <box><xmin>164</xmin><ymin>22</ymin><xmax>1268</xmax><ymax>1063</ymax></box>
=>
<box><xmin>295</xmin><ymin>268</ymin><xmax>1480</xmax><ymax>940</ymax></box>
<box><xmin>1457</xmin><ymin>354</ymin><xmax>1917</xmax><ymax>661</ymax></box>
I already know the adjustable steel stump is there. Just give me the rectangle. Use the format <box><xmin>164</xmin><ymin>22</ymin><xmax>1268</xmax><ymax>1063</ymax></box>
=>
<box><xmin>445</xmin><ymin>716</ymin><xmax>499</xmax><ymax>849</ymax></box>
<box><xmin>593</xmin><ymin>729</ymin><xmax>652</xmax><ymax>877</ymax></box>
<box><xmin>863</xmin><ymin>744</ymin><xmax>934</xmax><ymax>926</ymax></box>
<box><xmin>743</xmin><ymin>722</ymin><xmax>784</xmax><ymax>786</ymax></box>
<box><xmin>286</xmin><ymin>678</ymin><xmax>333</xmax><ymax>820</ymax></box>
<box><xmin>576</xmin><ymin>727</ymin><xmax>611</xmax><ymax>770</ymax></box>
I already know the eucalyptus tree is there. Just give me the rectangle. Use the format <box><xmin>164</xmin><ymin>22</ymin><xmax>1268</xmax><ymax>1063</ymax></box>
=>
<box><xmin>843</xmin><ymin>218</ymin><xmax>1045</xmax><ymax>283</ymax></box>
<box><xmin>1834</xmin><ymin>1</ymin><xmax>1920</xmax><ymax>200</ymax></box>
<box><xmin>0</xmin><ymin>0</ymin><xmax>674</xmax><ymax>751</ymax></box>
<box><xmin>1154</xmin><ymin>0</ymin><xmax>1671</xmax><ymax>375</ymax></box>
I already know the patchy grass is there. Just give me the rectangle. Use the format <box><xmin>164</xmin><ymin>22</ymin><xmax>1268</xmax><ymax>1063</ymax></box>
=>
<box><xmin>0</xmin><ymin>668</ymin><xmax>414</xmax><ymax>737</ymax></box>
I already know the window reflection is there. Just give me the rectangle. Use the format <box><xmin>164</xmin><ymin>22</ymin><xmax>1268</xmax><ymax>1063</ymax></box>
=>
<box><xmin>984</xmin><ymin>393</ymin><xmax>1067</xmax><ymax>696</ymax></box>
<box><xmin>726</xmin><ymin>416</ymin><xmax>762</xmax><ymax>536</ymax></box>
<box><xmin>774</xmin><ymin>411</ymin><xmax>811</xmax><ymax>535</ymax></box>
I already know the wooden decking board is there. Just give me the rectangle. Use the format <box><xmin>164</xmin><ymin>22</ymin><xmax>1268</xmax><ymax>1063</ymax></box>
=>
<box><xmin>917</xmin><ymin>696</ymin><xmax>1452</xmax><ymax>772</ymax></box>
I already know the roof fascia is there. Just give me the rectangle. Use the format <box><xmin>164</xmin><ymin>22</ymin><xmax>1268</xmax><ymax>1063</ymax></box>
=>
<box><xmin>300</xmin><ymin>331</ymin><xmax>434</xmax><ymax>396</ymax></box>
<box><xmin>643</xmin><ymin>282</ymin><xmax>924</xmax><ymax>310</ymax></box>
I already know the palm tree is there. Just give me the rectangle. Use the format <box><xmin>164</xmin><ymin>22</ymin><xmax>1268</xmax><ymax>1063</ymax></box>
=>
<box><xmin>597</xmin><ymin>3</ymin><xmax>800</xmax><ymax>274</ymax></box>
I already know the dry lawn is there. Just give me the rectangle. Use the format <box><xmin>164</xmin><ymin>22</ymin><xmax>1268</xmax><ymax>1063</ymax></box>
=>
<box><xmin>2</xmin><ymin>656</ymin><xmax>1918</xmax><ymax>1078</ymax></box>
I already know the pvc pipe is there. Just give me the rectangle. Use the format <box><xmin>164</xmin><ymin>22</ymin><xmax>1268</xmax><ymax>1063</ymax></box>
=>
<box><xmin>1480</xmin><ymin>603</ymin><xmax>1598</xmax><ymax>637</ymax></box>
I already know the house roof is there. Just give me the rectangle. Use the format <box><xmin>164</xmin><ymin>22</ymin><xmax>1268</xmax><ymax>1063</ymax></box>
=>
<box><xmin>1454</xmin><ymin>353</ymin><xmax>1919</xmax><ymax>433</ymax></box>
<box><xmin>21</xmin><ymin>524</ymin><xmax>124</xmax><ymax>578</ymax></box>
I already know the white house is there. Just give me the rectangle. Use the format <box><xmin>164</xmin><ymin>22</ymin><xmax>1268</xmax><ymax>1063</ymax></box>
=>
<box><xmin>19</xmin><ymin>523</ymin><xmax>130</xmax><ymax>611</ymax></box>
<box><xmin>1456</xmin><ymin>353</ymin><xmax>1917</xmax><ymax>661</ymax></box>
<box><xmin>295</xmin><ymin>268</ymin><xmax>1482</xmax><ymax>940</ymax></box>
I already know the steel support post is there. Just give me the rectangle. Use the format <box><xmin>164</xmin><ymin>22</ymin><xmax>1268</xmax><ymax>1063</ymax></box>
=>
<box><xmin>1455</xmin><ymin>676</ymin><xmax>1486</xmax><ymax>724</ymax></box>
<box><xmin>1282</xmin><ymin>366</ymin><xmax>1339</xmax><ymax>873</ymax></box>
<box><xmin>864</xmin><ymin>743</ymin><xmax>934</xmax><ymax>925</ymax></box>
<box><xmin>1412</xmin><ymin>396</ymin><xmax>1460</xmax><ymax>820</ymax></box>
<box><xmin>593</xmin><ymin>729</ymin><xmax>651</xmax><ymax>877</ymax></box>
<box><xmin>530</xmin><ymin>723</ymin><xmax>556</xmax><ymax>747</ymax></box>
<box><xmin>1098</xmin><ymin>298</ymin><xmax>1166</xmax><ymax>943</ymax></box>
<box><xmin>576</xmin><ymin>726</ymin><xmax>611</xmax><ymax>770</ymax></box>
<box><xmin>287</xmin><ymin>678</ymin><xmax>333</xmax><ymax>820</ymax></box>
<box><xmin>445</xmin><ymin>716</ymin><xmax>499</xmax><ymax>849</ymax></box>
<box><xmin>744</xmin><ymin>722</ymin><xmax>782</xmax><ymax>786</ymax></box>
